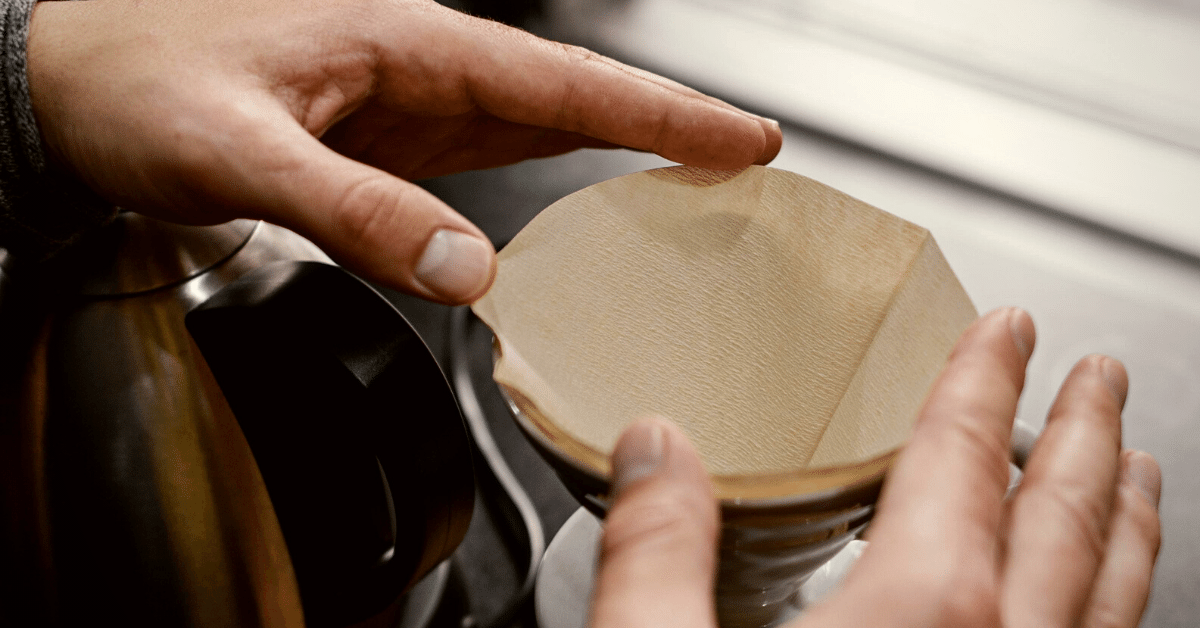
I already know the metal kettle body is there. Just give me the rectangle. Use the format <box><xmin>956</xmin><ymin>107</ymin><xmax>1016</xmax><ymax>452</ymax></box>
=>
<box><xmin>0</xmin><ymin>214</ymin><xmax>474</xmax><ymax>627</ymax></box>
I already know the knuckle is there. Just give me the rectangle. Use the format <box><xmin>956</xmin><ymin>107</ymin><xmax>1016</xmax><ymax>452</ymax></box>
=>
<box><xmin>154</xmin><ymin>110</ymin><xmax>263</xmax><ymax>218</ymax></box>
<box><xmin>953</xmin><ymin>403</ymin><xmax>1012</xmax><ymax>464</ymax></box>
<box><xmin>1086</xmin><ymin>598</ymin><xmax>1128</xmax><ymax>628</ymax></box>
<box><xmin>1121</xmin><ymin>485</ymin><xmax>1163</xmax><ymax>555</ymax></box>
<box><xmin>555</xmin><ymin>41</ymin><xmax>602</xmax><ymax>65</ymax></box>
<box><xmin>330</xmin><ymin>175</ymin><xmax>409</xmax><ymax>250</ymax></box>
<box><xmin>937</xmin><ymin>578</ymin><xmax>1001</xmax><ymax>626</ymax></box>
<box><xmin>922</xmin><ymin>395</ymin><xmax>1012</xmax><ymax>485</ymax></box>
<box><xmin>647</xmin><ymin>108</ymin><xmax>673</xmax><ymax>156</ymax></box>
<box><xmin>904</xmin><ymin>560</ymin><xmax>1000</xmax><ymax>626</ymax></box>
<box><xmin>547</xmin><ymin>43</ymin><xmax>600</xmax><ymax>127</ymax></box>
<box><xmin>1040</xmin><ymin>481</ymin><xmax>1113</xmax><ymax>562</ymax></box>
<box><xmin>162</xmin><ymin>115</ymin><xmax>226</xmax><ymax>182</ymax></box>
<box><xmin>943</xmin><ymin>325</ymin><xmax>1027</xmax><ymax>394</ymax></box>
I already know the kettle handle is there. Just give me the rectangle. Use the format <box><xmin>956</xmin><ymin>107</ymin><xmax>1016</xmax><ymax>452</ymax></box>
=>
<box><xmin>186</xmin><ymin>261</ymin><xmax>474</xmax><ymax>628</ymax></box>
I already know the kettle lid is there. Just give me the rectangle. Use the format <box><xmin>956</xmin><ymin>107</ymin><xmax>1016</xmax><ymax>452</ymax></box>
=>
<box><xmin>50</xmin><ymin>212</ymin><xmax>257</xmax><ymax>297</ymax></box>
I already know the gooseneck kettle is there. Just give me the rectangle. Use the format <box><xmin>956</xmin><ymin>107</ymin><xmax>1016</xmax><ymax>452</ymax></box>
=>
<box><xmin>0</xmin><ymin>213</ymin><xmax>475</xmax><ymax>627</ymax></box>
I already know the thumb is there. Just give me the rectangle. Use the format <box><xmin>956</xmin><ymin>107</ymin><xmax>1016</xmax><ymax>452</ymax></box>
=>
<box><xmin>590</xmin><ymin>417</ymin><xmax>720</xmax><ymax>628</ymax></box>
<box><xmin>250</xmin><ymin>126</ymin><xmax>496</xmax><ymax>304</ymax></box>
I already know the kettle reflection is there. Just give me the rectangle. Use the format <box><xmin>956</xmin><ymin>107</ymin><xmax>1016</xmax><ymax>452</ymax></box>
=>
<box><xmin>0</xmin><ymin>213</ymin><xmax>474</xmax><ymax>627</ymax></box>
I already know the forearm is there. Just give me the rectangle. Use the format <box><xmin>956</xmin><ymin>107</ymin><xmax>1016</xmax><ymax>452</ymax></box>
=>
<box><xmin>0</xmin><ymin>0</ymin><xmax>111</xmax><ymax>262</ymax></box>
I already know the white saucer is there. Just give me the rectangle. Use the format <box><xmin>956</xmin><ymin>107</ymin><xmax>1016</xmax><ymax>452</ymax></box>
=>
<box><xmin>534</xmin><ymin>508</ymin><xmax>866</xmax><ymax>628</ymax></box>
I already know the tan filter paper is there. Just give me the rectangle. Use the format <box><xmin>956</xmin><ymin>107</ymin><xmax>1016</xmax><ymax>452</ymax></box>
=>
<box><xmin>472</xmin><ymin>166</ymin><xmax>976</xmax><ymax>478</ymax></box>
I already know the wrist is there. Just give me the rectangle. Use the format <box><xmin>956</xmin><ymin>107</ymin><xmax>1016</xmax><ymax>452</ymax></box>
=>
<box><xmin>1</xmin><ymin>0</ymin><xmax>115</xmax><ymax>261</ymax></box>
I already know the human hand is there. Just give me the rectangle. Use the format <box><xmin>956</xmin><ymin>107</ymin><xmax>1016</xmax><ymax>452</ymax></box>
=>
<box><xmin>25</xmin><ymin>0</ymin><xmax>781</xmax><ymax>303</ymax></box>
<box><xmin>592</xmin><ymin>307</ymin><xmax>1162</xmax><ymax>628</ymax></box>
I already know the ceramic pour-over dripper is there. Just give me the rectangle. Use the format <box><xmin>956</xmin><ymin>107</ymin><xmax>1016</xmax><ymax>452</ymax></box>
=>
<box><xmin>472</xmin><ymin>166</ymin><xmax>976</xmax><ymax>627</ymax></box>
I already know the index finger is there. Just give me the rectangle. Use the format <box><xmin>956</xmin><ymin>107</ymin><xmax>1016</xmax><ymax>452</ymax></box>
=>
<box><xmin>821</xmin><ymin>308</ymin><xmax>1033</xmax><ymax>625</ymax></box>
<box><xmin>872</xmin><ymin>306</ymin><xmax>1033</xmax><ymax>547</ymax></box>
<box><xmin>377</xmin><ymin>6</ymin><xmax>781</xmax><ymax>169</ymax></box>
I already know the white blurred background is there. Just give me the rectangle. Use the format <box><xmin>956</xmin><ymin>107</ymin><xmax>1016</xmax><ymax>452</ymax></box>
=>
<box><xmin>546</xmin><ymin>0</ymin><xmax>1200</xmax><ymax>258</ymax></box>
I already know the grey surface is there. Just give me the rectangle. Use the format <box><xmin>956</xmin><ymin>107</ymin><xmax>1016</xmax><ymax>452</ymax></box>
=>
<box><xmin>408</xmin><ymin>121</ymin><xmax>1200</xmax><ymax>626</ymax></box>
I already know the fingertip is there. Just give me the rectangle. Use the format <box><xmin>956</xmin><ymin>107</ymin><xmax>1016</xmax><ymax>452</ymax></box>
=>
<box><xmin>595</xmin><ymin>416</ymin><xmax>719</xmax><ymax>628</ymax></box>
<box><xmin>1122</xmin><ymin>450</ymin><xmax>1161</xmax><ymax>510</ymax></box>
<box><xmin>752</xmin><ymin>117</ymin><xmax>783</xmax><ymax>165</ymax></box>
<box><xmin>1006</xmin><ymin>307</ymin><xmax>1035</xmax><ymax>362</ymax></box>
<box><xmin>595</xmin><ymin>415</ymin><xmax>715</xmax><ymax>624</ymax></box>
<box><xmin>611</xmin><ymin>416</ymin><xmax>710</xmax><ymax>497</ymax></box>
<box><xmin>1100</xmin><ymin>356</ymin><xmax>1130</xmax><ymax>409</ymax></box>
<box><xmin>413</xmin><ymin>228</ymin><xmax>497</xmax><ymax>304</ymax></box>
<box><xmin>611</xmin><ymin>418</ymin><xmax>668</xmax><ymax>497</ymax></box>
<box><xmin>658</xmin><ymin>106</ymin><xmax>770</xmax><ymax>170</ymax></box>
<box><xmin>948</xmin><ymin>307</ymin><xmax>1034</xmax><ymax>376</ymax></box>
<box><xmin>1059</xmin><ymin>354</ymin><xmax>1127</xmax><ymax>412</ymax></box>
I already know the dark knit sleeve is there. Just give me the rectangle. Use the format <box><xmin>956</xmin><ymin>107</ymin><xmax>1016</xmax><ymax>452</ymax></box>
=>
<box><xmin>0</xmin><ymin>0</ymin><xmax>115</xmax><ymax>262</ymax></box>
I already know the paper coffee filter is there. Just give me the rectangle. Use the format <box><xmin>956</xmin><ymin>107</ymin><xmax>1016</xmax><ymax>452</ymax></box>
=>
<box><xmin>472</xmin><ymin>166</ymin><xmax>976</xmax><ymax>482</ymax></box>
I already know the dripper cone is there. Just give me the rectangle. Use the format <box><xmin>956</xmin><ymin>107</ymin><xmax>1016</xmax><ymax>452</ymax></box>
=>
<box><xmin>473</xmin><ymin>165</ymin><xmax>976</xmax><ymax>497</ymax></box>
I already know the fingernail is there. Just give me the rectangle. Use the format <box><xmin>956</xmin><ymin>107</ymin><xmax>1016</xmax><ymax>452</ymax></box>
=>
<box><xmin>1123</xmin><ymin>450</ymin><xmax>1161</xmax><ymax>510</ymax></box>
<box><xmin>736</xmin><ymin>109</ymin><xmax>780</xmax><ymax>135</ymax></box>
<box><xmin>752</xmin><ymin>120</ymin><xmax>784</xmax><ymax>166</ymax></box>
<box><xmin>611</xmin><ymin>420</ymin><xmax>666</xmax><ymax>496</ymax></box>
<box><xmin>1100</xmin><ymin>356</ymin><xmax>1129</xmax><ymax>408</ymax></box>
<box><xmin>415</xmin><ymin>229</ymin><xmax>494</xmax><ymax>302</ymax></box>
<box><xmin>1007</xmin><ymin>307</ymin><xmax>1034</xmax><ymax>361</ymax></box>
